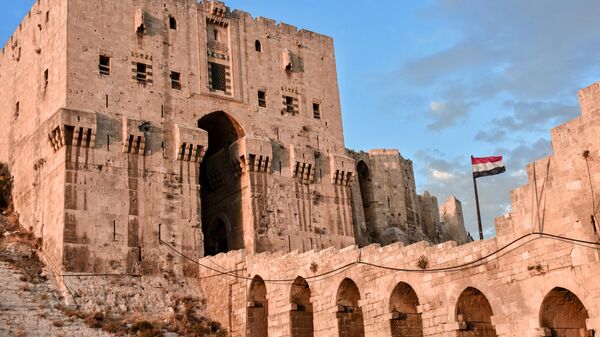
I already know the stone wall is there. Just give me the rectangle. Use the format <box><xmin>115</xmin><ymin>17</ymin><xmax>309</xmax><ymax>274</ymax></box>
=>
<box><xmin>0</xmin><ymin>0</ymin><xmax>358</xmax><ymax>276</ymax></box>
<box><xmin>0</xmin><ymin>0</ymin><xmax>68</xmax><ymax>269</ymax></box>
<box><xmin>198</xmin><ymin>80</ymin><xmax>600</xmax><ymax>336</ymax></box>
<box><xmin>198</xmin><ymin>234</ymin><xmax>599</xmax><ymax>337</ymax></box>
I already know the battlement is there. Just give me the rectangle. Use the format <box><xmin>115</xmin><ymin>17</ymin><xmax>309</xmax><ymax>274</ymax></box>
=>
<box><xmin>198</xmin><ymin>220</ymin><xmax>599</xmax><ymax>336</ymax></box>
<box><xmin>229</xmin><ymin>9</ymin><xmax>333</xmax><ymax>42</ymax></box>
<box><xmin>578</xmin><ymin>80</ymin><xmax>600</xmax><ymax>118</ymax></box>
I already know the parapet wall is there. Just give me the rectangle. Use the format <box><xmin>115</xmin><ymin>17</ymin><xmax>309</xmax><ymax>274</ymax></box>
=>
<box><xmin>198</xmin><ymin>232</ymin><xmax>599</xmax><ymax>336</ymax></box>
<box><xmin>198</xmin><ymin>81</ymin><xmax>600</xmax><ymax>337</ymax></box>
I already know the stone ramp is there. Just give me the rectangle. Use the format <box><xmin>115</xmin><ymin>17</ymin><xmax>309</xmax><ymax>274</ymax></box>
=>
<box><xmin>0</xmin><ymin>261</ymin><xmax>112</xmax><ymax>337</ymax></box>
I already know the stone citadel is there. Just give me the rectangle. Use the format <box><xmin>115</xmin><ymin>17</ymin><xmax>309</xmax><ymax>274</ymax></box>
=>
<box><xmin>0</xmin><ymin>0</ymin><xmax>598</xmax><ymax>336</ymax></box>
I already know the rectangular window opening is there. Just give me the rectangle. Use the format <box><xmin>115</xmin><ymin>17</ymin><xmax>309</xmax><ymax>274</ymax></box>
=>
<box><xmin>136</xmin><ymin>63</ymin><xmax>147</xmax><ymax>83</ymax></box>
<box><xmin>285</xmin><ymin>96</ymin><xmax>294</xmax><ymax>113</ymax></box>
<box><xmin>169</xmin><ymin>16</ymin><xmax>177</xmax><ymax>30</ymax></box>
<box><xmin>313</xmin><ymin>102</ymin><xmax>321</xmax><ymax>119</ymax></box>
<box><xmin>170</xmin><ymin>71</ymin><xmax>181</xmax><ymax>90</ymax></box>
<box><xmin>209</xmin><ymin>62</ymin><xmax>227</xmax><ymax>91</ymax></box>
<box><xmin>258</xmin><ymin>90</ymin><xmax>266</xmax><ymax>107</ymax></box>
<box><xmin>99</xmin><ymin>55</ymin><xmax>111</xmax><ymax>75</ymax></box>
<box><xmin>45</xmin><ymin>11</ymin><xmax>49</xmax><ymax>23</ymax></box>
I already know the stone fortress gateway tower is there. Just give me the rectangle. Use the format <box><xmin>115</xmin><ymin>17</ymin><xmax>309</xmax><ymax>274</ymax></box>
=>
<box><xmin>0</xmin><ymin>0</ymin><xmax>467</xmax><ymax>277</ymax></box>
<box><xmin>2</xmin><ymin>1</ymin><xmax>600</xmax><ymax>337</ymax></box>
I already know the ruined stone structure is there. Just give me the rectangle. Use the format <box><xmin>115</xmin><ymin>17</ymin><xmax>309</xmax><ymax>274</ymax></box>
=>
<box><xmin>348</xmin><ymin>149</ymin><xmax>465</xmax><ymax>247</ymax></box>
<box><xmin>439</xmin><ymin>196</ymin><xmax>471</xmax><ymax>245</ymax></box>
<box><xmin>3</xmin><ymin>1</ymin><xmax>599</xmax><ymax>337</ymax></box>
<box><xmin>0</xmin><ymin>0</ymin><xmax>463</xmax><ymax>277</ymax></box>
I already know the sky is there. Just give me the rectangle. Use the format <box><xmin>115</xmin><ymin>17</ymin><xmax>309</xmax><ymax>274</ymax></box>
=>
<box><xmin>2</xmin><ymin>1</ymin><xmax>600</xmax><ymax>239</ymax></box>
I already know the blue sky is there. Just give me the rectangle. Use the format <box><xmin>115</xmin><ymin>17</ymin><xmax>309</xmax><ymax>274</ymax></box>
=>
<box><xmin>3</xmin><ymin>1</ymin><xmax>599</xmax><ymax>238</ymax></box>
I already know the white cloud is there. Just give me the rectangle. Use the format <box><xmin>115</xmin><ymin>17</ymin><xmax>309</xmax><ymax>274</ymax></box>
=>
<box><xmin>431</xmin><ymin>169</ymin><xmax>456</xmax><ymax>181</ymax></box>
<box><xmin>510</xmin><ymin>169</ymin><xmax>527</xmax><ymax>178</ymax></box>
<box><xmin>430</xmin><ymin>101</ymin><xmax>444</xmax><ymax>112</ymax></box>
<box><xmin>426</xmin><ymin>100</ymin><xmax>475</xmax><ymax>130</ymax></box>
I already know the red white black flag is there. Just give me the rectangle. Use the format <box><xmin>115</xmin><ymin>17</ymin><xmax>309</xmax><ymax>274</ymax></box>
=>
<box><xmin>472</xmin><ymin>156</ymin><xmax>505</xmax><ymax>178</ymax></box>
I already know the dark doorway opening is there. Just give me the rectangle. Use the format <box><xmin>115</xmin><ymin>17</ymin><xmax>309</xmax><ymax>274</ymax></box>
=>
<box><xmin>203</xmin><ymin>218</ymin><xmax>228</xmax><ymax>256</ymax></box>
<box><xmin>198</xmin><ymin>111</ymin><xmax>245</xmax><ymax>256</ymax></box>
<box><xmin>357</xmin><ymin>161</ymin><xmax>377</xmax><ymax>240</ymax></box>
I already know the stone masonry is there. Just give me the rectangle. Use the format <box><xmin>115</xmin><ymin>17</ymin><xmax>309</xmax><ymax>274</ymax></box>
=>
<box><xmin>197</xmin><ymin>82</ymin><xmax>600</xmax><ymax>336</ymax></box>
<box><xmin>2</xmin><ymin>1</ymin><xmax>596</xmax><ymax>337</ymax></box>
<box><xmin>0</xmin><ymin>0</ymin><xmax>466</xmax><ymax>279</ymax></box>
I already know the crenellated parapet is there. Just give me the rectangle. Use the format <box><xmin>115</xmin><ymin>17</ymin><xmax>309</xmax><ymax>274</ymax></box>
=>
<box><xmin>199</xmin><ymin>225</ymin><xmax>600</xmax><ymax>336</ymax></box>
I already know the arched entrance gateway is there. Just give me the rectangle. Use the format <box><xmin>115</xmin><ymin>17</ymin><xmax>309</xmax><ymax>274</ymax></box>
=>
<box><xmin>389</xmin><ymin>282</ymin><xmax>423</xmax><ymax>337</ymax></box>
<box><xmin>336</xmin><ymin>278</ymin><xmax>365</xmax><ymax>337</ymax></box>
<box><xmin>540</xmin><ymin>287</ymin><xmax>592</xmax><ymax>337</ymax></box>
<box><xmin>456</xmin><ymin>287</ymin><xmax>497</xmax><ymax>337</ymax></box>
<box><xmin>197</xmin><ymin>111</ymin><xmax>245</xmax><ymax>256</ymax></box>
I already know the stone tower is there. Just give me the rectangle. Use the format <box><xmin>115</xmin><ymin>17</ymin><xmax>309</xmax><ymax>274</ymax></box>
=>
<box><xmin>439</xmin><ymin>195</ymin><xmax>470</xmax><ymax>244</ymax></box>
<box><xmin>0</xmin><ymin>0</ymin><xmax>356</xmax><ymax>276</ymax></box>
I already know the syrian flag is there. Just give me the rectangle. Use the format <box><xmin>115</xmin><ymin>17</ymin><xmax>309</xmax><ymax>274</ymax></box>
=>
<box><xmin>472</xmin><ymin>156</ymin><xmax>505</xmax><ymax>178</ymax></box>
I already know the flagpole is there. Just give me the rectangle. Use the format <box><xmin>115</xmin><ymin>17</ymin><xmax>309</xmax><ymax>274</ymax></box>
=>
<box><xmin>471</xmin><ymin>155</ymin><xmax>484</xmax><ymax>240</ymax></box>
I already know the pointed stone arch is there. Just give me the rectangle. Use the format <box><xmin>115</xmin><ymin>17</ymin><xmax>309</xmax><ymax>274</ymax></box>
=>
<box><xmin>336</xmin><ymin>278</ymin><xmax>365</xmax><ymax>337</ymax></box>
<box><xmin>247</xmin><ymin>275</ymin><xmax>268</xmax><ymax>337</ymax></box>
<box><xmin>540</xmin><ymin>287</ymin><xmax>591</xmax><ymax>336</ymax></box>
<box><xmin>197</xmin><ymin>111</ymin><xmax>246</xmax><ymax>256</ymax></box>
<box><xmin>456</xmin><ymin>287</ymin><xmax>497</xmax><ymax>337</ymax></box>
<box><xmin>389</xmin><ymin>282</ymin><xmax>423</xmax><ymax>337</ymax></box>
<box><xmin>290</xmin><ymin>276</ymin><xmax>314</xmax><ymax>337</ymax></box>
